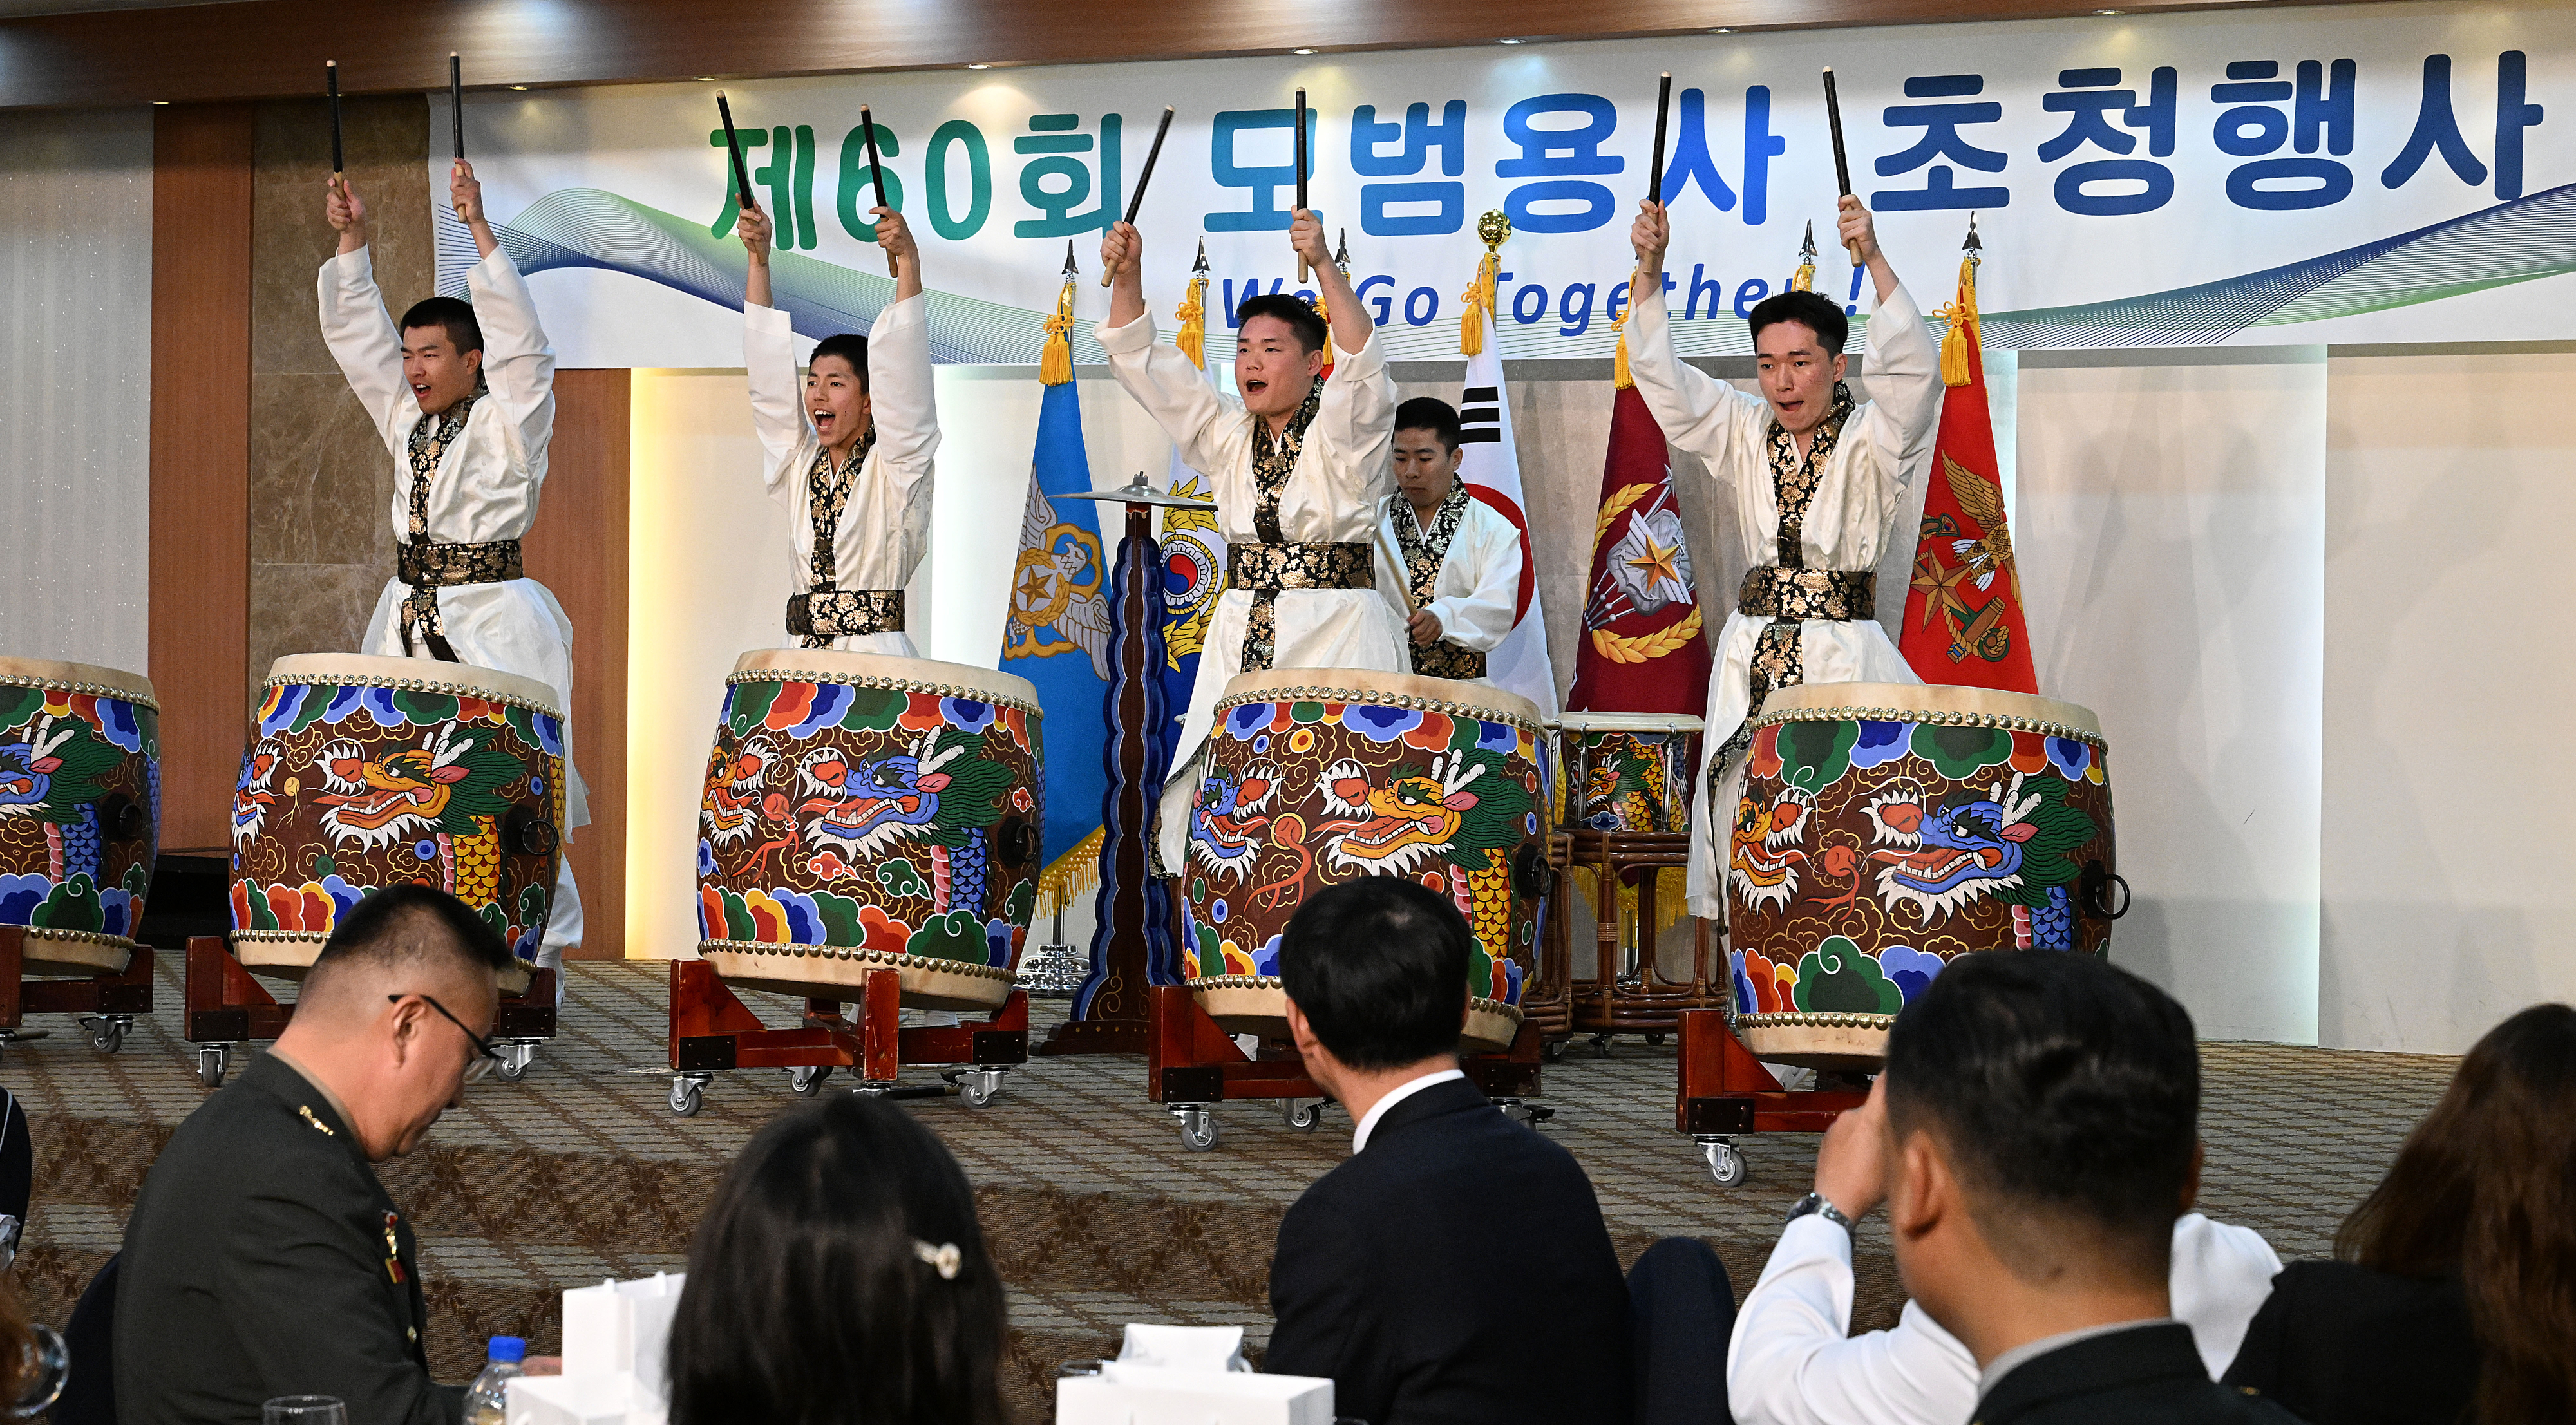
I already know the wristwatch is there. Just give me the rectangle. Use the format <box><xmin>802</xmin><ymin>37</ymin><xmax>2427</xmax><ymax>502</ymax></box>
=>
<box><xmin>1785</xmin><ymin>1191</ymin><xmax>1857</xmax><ymax>1234</ymax></box>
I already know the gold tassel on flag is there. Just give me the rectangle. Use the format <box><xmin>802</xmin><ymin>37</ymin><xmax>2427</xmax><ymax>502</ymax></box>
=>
<box><xmin>1935</xmin><ymin>216</ymin><xmax>1985</xmax><ymax>388</ymax></box>
<box><xmin>1460</xmin><ymin>210</ymin><xmax>1509</xmax><ymax>357</ymax></box>
<box><xmin>1611</xmin><ymin>277</ymin><xmax>1636</xmax><ymax>390</ymax></box>
<box><xmin>1040</xmin><ymin>241</ymin><xmax>1076</xmax><ymax>386</ymax></box>
<box><xmin>1790</xmin><ymin>219</ymin><xmax>1819</xmax><ymax>294</ymax></box>
<box><xmin>1176</xmin><ymin>273</ymin><xmax>1208</xmax><ymax>372</ymax></box>
<box><xmin>1034</xmin><ymin>826</ymin><xmax>1104</xmax><ymax>920</ymax></box>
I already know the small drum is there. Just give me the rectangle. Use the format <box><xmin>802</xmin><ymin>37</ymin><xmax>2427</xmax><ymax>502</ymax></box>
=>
<box><xmin>1180</xmin><ymin>668</ymin><xmax>1551</xmax><ymax>1053</ymax></box>
<box><xmin>231</xmin><ymin>654</ymin><xmax>565</xmax><ymax>992</ymax></box>
<box><xmin>695</xmin><ymin>650</ymin><xmax>1043</xmax><ymax>1010</ymax></box>
<box><xmin>0</xmin><ymin>659</ymin><xmax>160</xmax><ymax>977</ymax></box>
<box><xmin>1727</xmin><ymin>682</ymin><xmax>2118</xmax><ymax>1069</ymax></box>
<box><xmin>1555</xmin><ymin>711</ymin><xmax>1704</xmax><ymax>833</ymax></box>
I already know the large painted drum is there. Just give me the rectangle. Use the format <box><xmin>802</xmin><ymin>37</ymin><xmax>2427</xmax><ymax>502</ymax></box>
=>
<box><xmin>695</xmin><ymin>650</ymin><xmax>1043</xmax><ymax>1010</ymax></box>
<box><xmin>1180</xmin><ymin>669</ymin><xmax>1552</xmax><ymax>1053</ymax></box>
<box><xmin>0</xmin><ymin>659</ymin><xmax>160</xmax><ymax>977</ymax></box>
<box><xmin>1555</xmin><ymin>712</ymin><xmax>1704</xmax><ymax>833</ymax></box>
<box><xmin>1728</xmin><ymin>682</ymin><xmax>2117</xmax><ymax>1069</ymax></box>
<box><xmin>231</xmin><ymin>654</ymin><xmax>565</xmax><ymax>992</ymax></box>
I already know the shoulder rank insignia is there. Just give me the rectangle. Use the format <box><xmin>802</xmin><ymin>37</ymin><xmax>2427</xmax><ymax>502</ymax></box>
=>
<box><xmin>298</xmin><ymin>1105</ymin><xmax>335</xmax><ymax>1137</ymax></box>
<box><xmin>383</xmin><ymin>1209</ymin><xmax>407</xmax><ymax>1285</ymax></box>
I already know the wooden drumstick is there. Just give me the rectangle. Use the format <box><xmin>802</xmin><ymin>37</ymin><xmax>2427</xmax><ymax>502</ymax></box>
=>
<box><xmin>1374</xmin><ymin>522</ymin><xmax>1418</xmax><ymax>617</ymax></box>
<box><xmin>1647</xmin><ymin>71</ymin><xmax>1672</xmax><ymax>206</ymax></box>
<box><xmin>327</xmin><ymin>61</ymin><xmax>344</xmax><ymax>176</ymax></box>
<box><xmin>715</xmin><ymin>91</ymin><xmax>755</xmax><ymax>215</ymax></box>
<box><xmin>1294</xmin><ymin>86</ymin><xmax>1311</xmax><ymax>284</ymax></box>
<box><xmin>449</xmin><ymin>53</ymin><xmax>464</xmax><ymax>162</ymax></box>
<box><xmin>1821</xmin><ymin>66</ymin><xmax>1861</xmax><ymax>265</ymax></box>
<box><xmin>1101</xmin><ymin>105</ymin><xmax>1175</xmax><ymax>287</ymax></box>
<box><xmin>859</xmin><ymin>104</ymin><xmax>894</xmax><ymax>273</ymax></box>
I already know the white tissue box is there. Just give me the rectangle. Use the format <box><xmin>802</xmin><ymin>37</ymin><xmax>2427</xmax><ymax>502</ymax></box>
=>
<box><xmin>504</xmin><ymin>1373</ymin><xmax>666</xmax><ymax>1425</ymax></box>
<box><xmin>560</xmin><ymin>1271</ymin><xmax>685</xmax><ymax>1402</ymax></box>
<box><xmin>1057</xmin><ymin>1363</ymin><xmax>1334</xmax><ymax>1425</ymax></box>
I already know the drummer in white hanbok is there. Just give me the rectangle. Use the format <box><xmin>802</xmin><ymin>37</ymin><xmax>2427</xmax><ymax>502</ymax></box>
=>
<box><xmin>1624</xmin><ymin>195</ymin><xmax>1942</xmax><ymax>920</ymax></box>
<box><xmin>319</xmin><ymin>161</ymin><xmax>587</xmax><ymax>969</ymax></box>
<box><xmin>1096</xmin><ymin>209</ymin><xmax>1408</xmax><ymax>865</ymax></box>
<box><xmin>1380</xmin><ymin>397</ymin><xmax>1526</xmax><ymax>686</ymax></box>
<box><xmin>735</xmin><ymin>202</ymin><xmax>938</xmax><ymax>655</ymax></box>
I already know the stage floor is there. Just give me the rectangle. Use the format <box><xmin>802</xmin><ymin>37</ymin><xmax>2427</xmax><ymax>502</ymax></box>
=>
<box><xmin>10</xmin><ymin>958</ymin><xmax>2454</xmax><ymax>1420</ymax></box>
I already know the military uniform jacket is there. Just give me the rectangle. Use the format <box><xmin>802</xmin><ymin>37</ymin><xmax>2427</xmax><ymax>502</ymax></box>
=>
<box><xmin>113</xmin><ymin>1052</ymin><xmax>457</xmax><ymax>1425</ymax></box>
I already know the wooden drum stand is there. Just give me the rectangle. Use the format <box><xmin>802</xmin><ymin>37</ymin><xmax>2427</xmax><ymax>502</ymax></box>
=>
<box><xmin>1558</xmin><ymin>829</ymin><xmax>1726</xmax><ymax>1057</ymax></box>
<box><xmin>0</xmin><ymin>925</ymin><xmax>155</xmax><ymax>1063</ymax></box>
<box><xmin>187</xmin><ymin>934</ymin><xmax>557</xmax><ymax>1088</ymax></box>
<box><xmin>1673</xmin><ymin>1008</ymin><xmax>1868</xmax><ymax>1187</ymax></box>
<box><xmin>665</xmin><ymin>960</ymin><xmax>1028</xmax><ymax>1116</ymax></box>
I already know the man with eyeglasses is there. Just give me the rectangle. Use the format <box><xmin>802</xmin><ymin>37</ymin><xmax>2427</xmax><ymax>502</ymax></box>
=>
<box><xmin>115</xmin><ymin>883</ymin><xmax>513</xmax><ymax>1425</ymax></box>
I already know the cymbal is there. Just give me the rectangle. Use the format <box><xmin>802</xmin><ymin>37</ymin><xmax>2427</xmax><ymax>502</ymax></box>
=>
<box><xmin>1071</xmin><ymin>472</ymin><xmax>1217</xmax><ymax>511</ymax></box>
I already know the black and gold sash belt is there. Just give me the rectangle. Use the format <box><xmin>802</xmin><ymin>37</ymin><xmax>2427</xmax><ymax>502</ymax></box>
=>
<box><xmin>1412</xmin><ymin>640</ymin><xmax>1488</xmax><ymax>681</ymax></box>
<box><xmin>1736</xmin><ymin>565</ymin><xmax>1876</xmax><ymax>621</ymax></box>
<box><xmin>397</xmin><ymin>539</ymin><xmax>523</xmax><ymax>588</ymax></box>
<box><xmin>788</xmin><ymin>589</ymin><xmax>905</xmax><ymax>639</ymax></box>
<box><xmin>1226</xmin><ymin>542</ymin><xmax>1374</xmax><ymax>592</ymax></box>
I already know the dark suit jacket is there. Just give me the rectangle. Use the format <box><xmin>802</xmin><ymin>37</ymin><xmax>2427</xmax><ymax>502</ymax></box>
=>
<box><xmin>113</xmin><ymin>1052</ymin><xmax>461</xmax><ymax>1425</ymax></box>
<box><xmin>1264</xmin><ymin>1076</ymin><xmax>1629</xmax><ymax>1425</ymax></box>
<box><xmin>1978</xmin><ymin>1322</ymin><xmax>2304</xmax><ymax>1424</ymax></box>
<box><xmin>2222</xmin><ymin>1260</ymin><xmax>2479</xmax><ymax>1424</ymax></box>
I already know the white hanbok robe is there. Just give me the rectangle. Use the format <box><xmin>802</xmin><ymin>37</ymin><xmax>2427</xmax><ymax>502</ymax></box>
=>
<box><xmin>1095</xmin><ymin>312</ymin><xmax>1408</xmax><ymax>865</ymax></box>
<box><xmin>320</xmin><ymin>244</ymin><xmax>587</xmax><ymax>959</ymax></box>
<box><xmin>1378</xmin><ymin>485</ymin><xmax>1527</xmax><ymax>688</ymax></box>
<box><xmin>743</xmin><ymin>294</ymin><xmax>939</xmax><ymax>655</ymax></box>
<box><xmin>1622</xmin><ymin>282</ymin><xmax>1942</xmax><ymax>919</ymax></box>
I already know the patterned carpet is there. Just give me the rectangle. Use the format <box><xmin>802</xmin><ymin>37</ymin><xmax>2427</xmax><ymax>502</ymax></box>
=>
<box><xmin>7</xmin><ymin>958</ymin><xmax>2456</xmax><ymax>1422</ymax></box>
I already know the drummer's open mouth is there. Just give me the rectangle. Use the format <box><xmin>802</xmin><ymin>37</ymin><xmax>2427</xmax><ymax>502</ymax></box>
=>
<box><xmin>812</xmin><ymin>409</ymin><xmax>837</xmax><ymax>434</ymax></box>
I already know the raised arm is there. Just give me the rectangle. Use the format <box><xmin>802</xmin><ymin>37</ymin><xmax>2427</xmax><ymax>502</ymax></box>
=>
<box><xmin>450</xmin><ymin>161</ymin><xmax>554</xmax><ymax>451</ymax></box>
<box><xmin>316</xmin><ymin>177</ymin><xmax>410</xmax><ymax>444</ymax></box>
<box><xmin>1625</xmin><ymin>199</ymin><xmax>1765</xmax><ymax>473</ymax></box>
<box><xmin>865</xmin><ymin>209</ymin><xmax>938</xmax><ymax>489</ymax></box>
<box><xmin>739</xmin><ymin>206</ymin><xmax>807</xmax><ymax>485</ymax></box>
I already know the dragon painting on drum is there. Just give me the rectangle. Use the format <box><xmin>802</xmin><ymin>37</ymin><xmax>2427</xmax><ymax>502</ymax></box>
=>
<box><xmin>695</xmin><ymin>671</ymin><xmax>1042</xmax><ymax>991</ymax></box>
<box><xmin>1727</xmin><ymin>695</ymin><xmax>2116</xmax><ymax>1032</ymax></box>
<box><xmin>0</xmin><ymin>677</ymin><xmax>160</xmax><ymax>958</ymax></box>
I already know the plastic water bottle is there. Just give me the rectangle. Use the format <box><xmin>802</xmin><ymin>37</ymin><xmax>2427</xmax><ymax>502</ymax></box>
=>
<box><xmin>463</xmin><ymin>1335</ymin><xmax>526</xmax><ymax>1425</ymax></box>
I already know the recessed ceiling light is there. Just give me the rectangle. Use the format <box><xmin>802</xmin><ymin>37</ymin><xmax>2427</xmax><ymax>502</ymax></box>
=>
<box><xmin>508</xmin><ymin>84</ymin><xmax>527</xmax><ymax>91</ymax></box>
<box><xmin>1712</xmin><ymin>26</ymin><xmax>1734</xmax><ymax>33</ymax></box>
<box><xmin>1292</xmin><ymin>47</ymin><xmax>1315</xmax><ymax>55</ymax></box>
<box><xmin>696</xmin><ymin>76</ymin><xmax>715</xmax><ymax>82</ymax></box>
<box><xmin>1499</xmin><ymin>37</ymin><xmax>1526</xmax><ymax>44</ymax></box>
<box><xmin>967</xmin><ymin>63</ymin><xmax>992</xmax><ymax>70</ymax></box>
<box><xmin>151</xmin><ymin>99</ymin><xmax>169</xmax><ymax>105</ymax></box>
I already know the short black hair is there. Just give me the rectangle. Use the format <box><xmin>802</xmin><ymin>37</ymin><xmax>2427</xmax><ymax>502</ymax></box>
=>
<box><xmin>1884</xmin><ymin>951</ymin><xmax>2199</xmax><ymax>1287</ymax></box>
<box><xmin>1394</xmin><ymin>397</ymin><xmax>1463</xmax><ymax>453</ymax></box>
<box><xmin>1278</xmin><ymin>877</ymin><xmax>1468</xmax><ymax>1070</ymax></box>
<box><xmin>668</xmin><ymin>1095</ymin><xmax>1007</xmax><ymax>1425</ymax></box>
<box><xmin>398</xmin><ymin>296</ymin><xmax>483</xmax><ymax>355</ymax></box>
<box><xmin>309</xmin><ymin>883</ymin><xmax>513</xmax><ymax>983</ymax></box>
<box><xmin>810</xmin><ymin>332</ymin><xmax>871</xmax><ymax>393</ymax></box>
<box><xmin>1235</xmin><ymin>292</ymin><xmax>1327</xmax><ymax>355</ymax></box>
<box><xmin>1747</xmin><ymin>289</ymin><xmax>1850</xmax><ymax>358</ymax></box>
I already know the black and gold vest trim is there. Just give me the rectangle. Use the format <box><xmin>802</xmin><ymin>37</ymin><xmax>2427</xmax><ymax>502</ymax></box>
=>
<box><xmin>1735</xmin><ymin>565</ymin><xmax>1876</xmax><ymax>622</ymax></box>
<box><xmin>787</xmin><ymin>589</ymin><xmax>906</xmax><ymax>641</ymax></box>
<box><xmin>1240</xmin><ymin>380</ymin><xmax>1327</xmax><ymax>671</ymax></box>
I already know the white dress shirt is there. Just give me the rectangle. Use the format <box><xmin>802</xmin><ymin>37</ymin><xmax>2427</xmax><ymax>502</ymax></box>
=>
<box><xmin>1379</xmin><ymin>487</ymin><xmax>1526</xmax><ymax>683</ymax></box>
<box><xmin>743</xmin><ymin>294</ymin><xmax>940</xmax><ymax>656</ymax></box>
<box><xmin>1349</xmin><ymin>1068</ymin><xmax>1466</xmax><ymax>1153</ymax></box>
<box><xmin>1620</xmin><ymin>285</ymin><xmax>1942</xmax><ymax>920</ymax></box>
<box><xmin>1095</xmin><ymin>310</ymin><xmax>1409</xmax><ymax>866</ymax></box>
<box><xmin>1725</xmin><ymin>1211</ymin><xmax>2282</xmax><ymax>1425</ymax></box>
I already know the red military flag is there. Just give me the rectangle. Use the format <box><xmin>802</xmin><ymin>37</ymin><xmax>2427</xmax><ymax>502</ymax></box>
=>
<box><xmin>1899</xmin><ymin>238</ymin><xmax>2038</xmax><ymax>693</ymax></box>
<box><xmin>1566</xmin><ymin>382</ymin><xmax>1712</xmax><ymax>715</ymax></box>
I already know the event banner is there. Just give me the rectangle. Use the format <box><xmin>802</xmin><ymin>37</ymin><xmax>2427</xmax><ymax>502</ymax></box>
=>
<box><xmin>431</xmin><ymin>3</ymin><xmax>2573</xmax><ymax>366</ymax></box>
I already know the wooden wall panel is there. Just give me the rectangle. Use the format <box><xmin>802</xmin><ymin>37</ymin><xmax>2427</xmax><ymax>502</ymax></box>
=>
<box><xmin>0</xmin><ymin>0</ymin><xmax>2410</xmax><ymax>109</ymax></box>
<box><xmin>520</xmin><ymin>370</ymin><xmax>631</xmax><ymax>960</ymax></box>
<box><xmin>149</xmin><ymin>105</ymin><xmax>254</xmax><ymax>853</ymax></box>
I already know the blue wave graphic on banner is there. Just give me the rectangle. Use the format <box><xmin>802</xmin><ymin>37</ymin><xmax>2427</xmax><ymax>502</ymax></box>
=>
<box><xmin>445</xmin><ymin>184</ymin><xmax>2576</xmax><ymax>360</ymax></box>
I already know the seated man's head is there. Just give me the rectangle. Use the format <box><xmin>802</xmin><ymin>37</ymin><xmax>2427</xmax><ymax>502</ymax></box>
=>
<box><xmin>1233</xmin><ymin>294</ymin><xmax>1329</xmax><ymax>422</ymax></box>
<box><xmin>1882</xmin><ymin>950</ymin><xmax>2202</xmax><ymax>1358</ymax></box>
<box><xmin>1278</xmin><ymin>877</ymin><xmax>1470</xmax><ymax>1091</ymax></box>
<box><xmin>397</xmin><ymin>297</ymin><xmax>484</xmax><ymax>418</ymax></box>
<box><xmin>274</xmin><ymin>883</ymin><xmax>512</xmax><ymax>1162</ymax></box>
<box><xmin>1746</xmin><ymin>289</ymin><xmax>1850</xmax><ymax>437</ymax></box>
<box><xmin>806</xmin><ymin>333</ymin><xmax>873</xmax><ymax>453</ymax></box>
<box><xmin>1392</xmin><ymin>397</ymin><xmax>1464</xmax><ymax>517</ymax></box>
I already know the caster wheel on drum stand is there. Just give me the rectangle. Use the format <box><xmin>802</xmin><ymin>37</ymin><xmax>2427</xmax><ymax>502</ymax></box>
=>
<box><xmin>1700</xmin><ymin>1137</ymin><xmax>1748</xmax><ymax>1187</ymax></box>
<box><xmin>81</xmin><ymin>1015</ymin><xmax>131</xmax><ymax>1054</ymax></box>
<box><xmin>1542</xmin><ymin>1038</ymin><xmax>1568</xmax><ymax>1064</ymax></box>
<box><xmin>1173</xmin><ymin>1106</ymin><xmax>1219</xmax><ymax>1152</ymax></box>
<box><xmin>1645</xmin><ymin>1032</ymin><xmax>1666</xmax><ymax>1046</ymax></box>
<box><xmin>1282</xmin><ymin>1097</ymin><xmax>1323</xmax><ymax>1131</ymax></box>
<box><xmin>196</xmin><ymin>1044</ymin><xmax>231</xmax><ymax>1090</ymax></box>
<box><xmin>787</xmin><ymin>1065</ymin><xmax>829</xmax><ymax>1097</ymax></box>
<box><xmin>495</xmin><ymin>1042</ymin><xmax>537</xmax><ymax>1082</ymax></box>
<box><xmin>960</xmin><ymin>1069</ymin><xmax>1005</xmax><ymax>1109</ymax></box>
<box><xmin>670</xmin><ymin>1075</ymin><xmax>710</xmax><ymax>1117</ymax></box>
<box><xmin>1590</xmin><ymin>1034</ymin><xmax>1612</xmax><ymax>1059</ymax></box>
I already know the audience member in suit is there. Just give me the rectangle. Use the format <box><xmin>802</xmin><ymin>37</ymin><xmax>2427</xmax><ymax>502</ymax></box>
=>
<box><xmin>115</xmin><ymin>885</ymin><xmax>511</xmax><ymax>1425</ymax></box>
<box><xmin>1872</xmin><ymin>951</ymin><xmax>2300</xmax><ymax>1425</ymax></box>
<box><xmin>665</xmin><ymin>1093</ymin><xmax>1009</xmax><ymax>1425</ymax></box>
<box><xmin>1264</xmin><ymin>877</ymin><xmax>1630</xmax><ymax>1424</ymax></box>
<box><xmin>2224</xmin><ymin>1001</ymin><xmax>2576</xmax><ymax>1424</ymax></box>
<box><xmin>1727</xmin><ymin>1085</ymin><xmax>2282</xmax><ymax>1425</ymax></box>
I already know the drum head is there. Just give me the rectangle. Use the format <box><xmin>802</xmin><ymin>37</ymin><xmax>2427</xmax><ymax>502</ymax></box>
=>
<box><xmin>1217</xmin><ymin>666</ymin><xmax>1544</xmax><ymax>730</ymax></box>
<box><xmin>0</xmin><ymin>657</ymin><xmax>157</xmax><ymax>707</ymax></box>
<box><xmin>1755</xmin><ymin>681</ymin><xmax>2102</xmax><ymax>739</ymax></box>
<box><xmin>264</xmin><ymin>653</ymin><xmax>561</xmax><ymax>719</ymax></box>
<box><xmin>729</xmin><ymin>648</ymin><xmax>1038</xmax><ymax>712</ymax></box>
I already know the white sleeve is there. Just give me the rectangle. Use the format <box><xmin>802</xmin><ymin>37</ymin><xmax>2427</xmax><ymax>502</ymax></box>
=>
<box><xmin>1312</xmin><ymin>327</ymin><xmax>1396</xmax><ymax>516</ymax></box>
<box><xmin>1099</xmin><ymin>310</ymin><xmax>1240</xmax><ymax>480</ymax></box>
<box><xmin>1726</xmin><ymin>1218</ymin><xmax>1977</xmax><ymax>1425</ymax></box>
<box><xmin>1624</xmin><ymin>282</ymin><xmax>1766</xmax><ymax>480</ymax></box>
<box><xmin>1854</xmin><ymin>281</ymin><xmax>1942</xmax><ymax>491</ymax></box>
<box><xmin>864</xmin><ymin>293</ymin><xmax>938</xmax><ymax>498</ymax></box>
<box><xmin>1426</xmin><ymin>504</ymin><xmax>1521</xmax><ymax>654</ymax></box>
<box><xmin>743</xmin><ymin>302</ymin><xmax>810</xmax><ymax>491</ymax></box>
<box><xmin>463</xmin><ymin>246</ymin><xmax>557</xmax><ymax>459</ymax></box>
<box><xmin>316</xmin><ymin>247</ymin><xmax>410</xmax><ymax>446</ymax></box>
